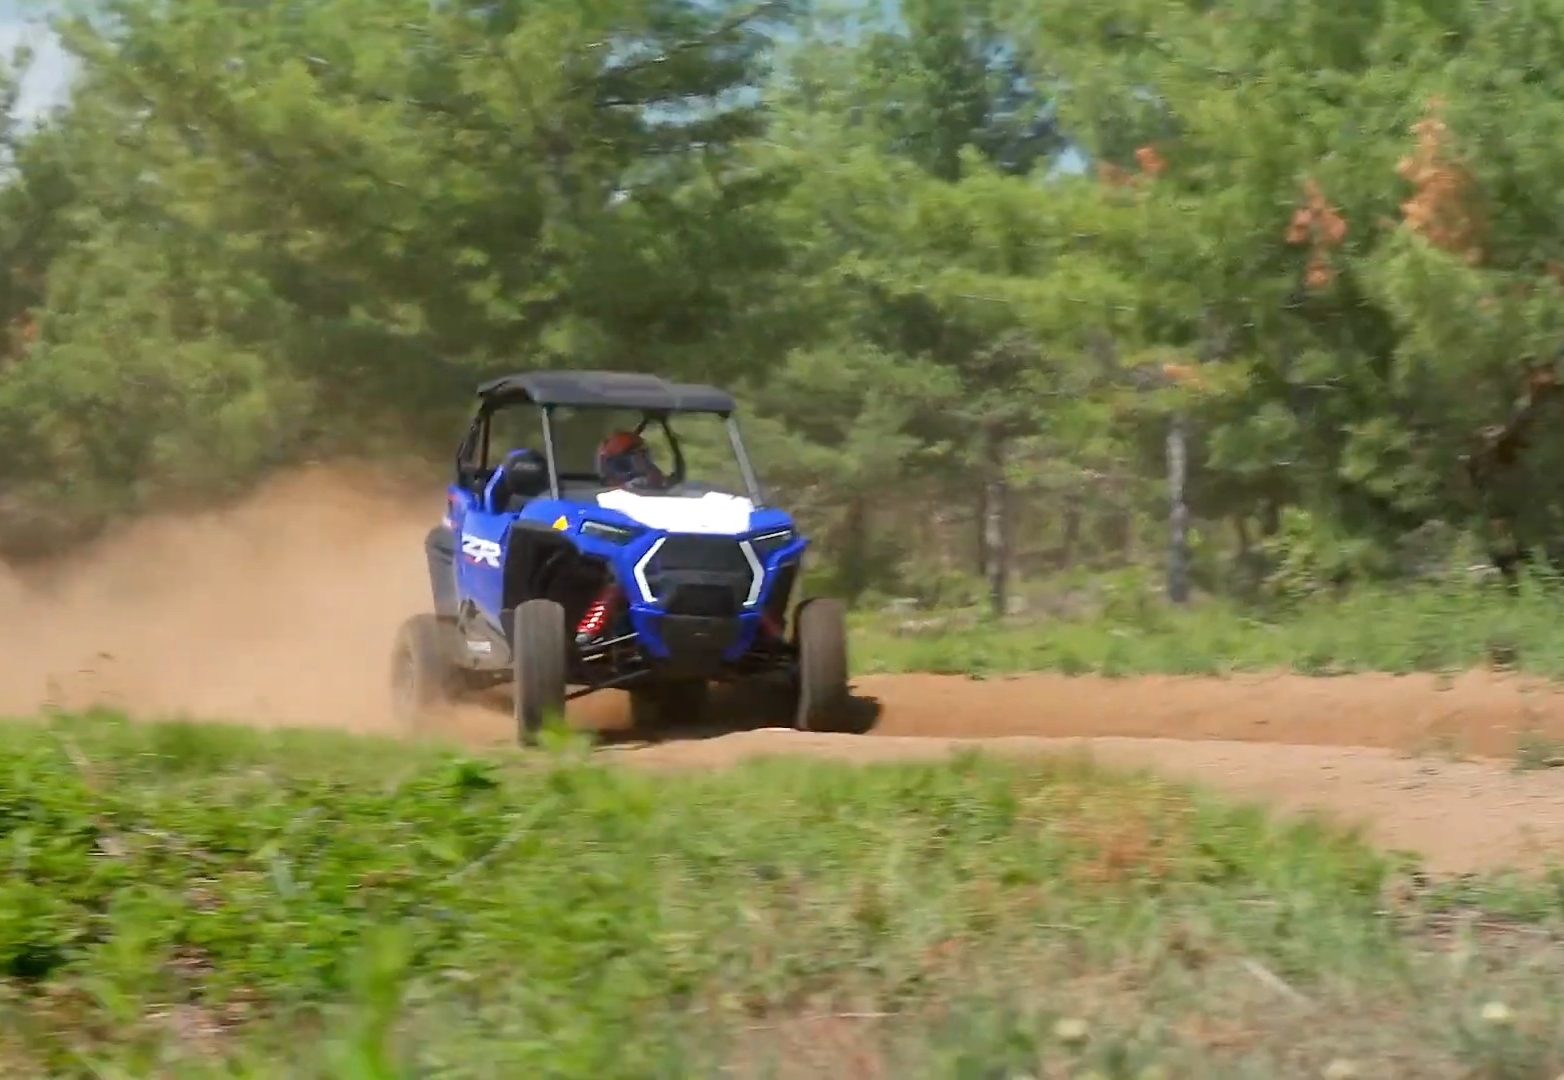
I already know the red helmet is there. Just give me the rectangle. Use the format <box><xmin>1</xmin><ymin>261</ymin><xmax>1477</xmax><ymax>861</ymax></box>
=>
<box><xmin>596</xmin><ymin>430</ymin><xmax>664</xmax><ymax>487</ymax></box>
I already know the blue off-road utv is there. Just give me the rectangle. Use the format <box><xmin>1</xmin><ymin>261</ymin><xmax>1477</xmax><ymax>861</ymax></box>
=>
<box><xmin>391</xmin><ymin>370</ymin><xmax>850</xmax><ymax>744</ymax></box>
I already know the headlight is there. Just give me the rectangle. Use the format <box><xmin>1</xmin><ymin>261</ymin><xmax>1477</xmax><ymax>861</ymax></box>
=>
<box><xmin>580</xmin><ymin>520</ymin><xmax>639</xmax><ymax>544</ymax></box>
<box><xmin>748</xmin><ymin>528</ymin><xmax>795</xmax><ymax>559</ymax></box>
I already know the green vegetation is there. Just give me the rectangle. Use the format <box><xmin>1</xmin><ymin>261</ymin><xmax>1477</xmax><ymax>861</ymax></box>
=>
<box><xmin>850</xmin><ymin>567</ymin><xmax>1564</xmax><ymax>679</ymax></box>
<box><xmin>0</xmin><ymin>712</ymin><xmax>1561</xmax><ymax>1078</ymax></box>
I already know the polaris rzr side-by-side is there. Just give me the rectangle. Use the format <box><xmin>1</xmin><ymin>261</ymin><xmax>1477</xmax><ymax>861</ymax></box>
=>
<box><xmin>391</xmin><ymin>370</ymin><xmax>851</xmax><ymax>744</ymax></box>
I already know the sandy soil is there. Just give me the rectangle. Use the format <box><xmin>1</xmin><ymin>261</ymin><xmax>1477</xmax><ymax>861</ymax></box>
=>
<box><xmin>4</xmin><ymin>466</ymin><xmax>1564</xmax><ymax>875</ymax></box>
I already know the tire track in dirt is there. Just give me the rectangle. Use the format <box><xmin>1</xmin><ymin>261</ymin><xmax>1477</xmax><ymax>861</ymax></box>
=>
<box><xmin>4</xmin><ymin>466</ymin><xmax>1564</xmax><ymax>874</ymax></box>
<box><xmin>858</xmin><ymin>668</ymin><xmax>1564</xmax><ymax>759</ymax></box>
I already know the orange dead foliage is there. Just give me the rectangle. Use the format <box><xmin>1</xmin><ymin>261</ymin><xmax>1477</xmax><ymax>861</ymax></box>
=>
<box><xmin>1068</xmin><ymin>812</ymin><xmax>1177</xmax><ymax>887</ymax></box>
<box><xmin>4</xmin><ymin>311</ymin><xmax>35</xmax><ymax>365</ymax></box>
<box><xmin>1060</xmin><ymin>792</ymin><xmax>1196</xmax><ymax>889</ymax></box>
<box><xmin>1098</xmin><ymin>144</ymin><xmax>1167</xmax><ymax>190</ymax></box>
<box><xmin>1396</xmin><ymin>99</ymin><xmax>1484</xmax><ymax>264</ymax></box>
<box><xmin>1284</xmin><ymin>177</ymin><xmax>1348</xmax><ymax>291</ymax></box>
<box><xmin>1161</xmin><ymin>361</ymin><xmax>1204</xmax><ymax>388</ymax></box>
<box><xmin>1097</xmin><ymin>161</ymin><xmax>1134</xmax><ymax>187</ymax></box>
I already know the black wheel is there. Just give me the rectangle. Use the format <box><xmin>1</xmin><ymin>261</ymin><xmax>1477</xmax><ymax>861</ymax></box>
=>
<box><xmin>513</xmin><ymin>599</ymin><xmax>568</xmax><ymax>745</ymax></box>
<box><xmin>794</xmin><ymin>597</ymin><xmax>850</xmax><ymax>732</ymax></box>
<box><xmin>629</xmin><ymin>678</ymin><xmax>710</xmax><ymax>733</ymax></box>
<box><xmin>391</xmin><ymin>614</ymin><xmax>458</xmax><ymax>735</ymax></box>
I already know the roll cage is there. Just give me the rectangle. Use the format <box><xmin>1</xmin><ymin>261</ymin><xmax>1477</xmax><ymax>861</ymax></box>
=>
<box><xmin>454</xmin><ymin>370</ymin><xmax>765</xmax><ymax>504</ymax></box>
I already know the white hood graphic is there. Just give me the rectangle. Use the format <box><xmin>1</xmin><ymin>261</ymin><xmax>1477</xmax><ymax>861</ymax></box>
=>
<box><xmin>595</xmin><ymin>489</ymin><xmax>754</xmax><ymax>535</ymax></box>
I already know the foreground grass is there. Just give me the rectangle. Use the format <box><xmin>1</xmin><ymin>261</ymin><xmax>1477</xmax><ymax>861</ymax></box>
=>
<box><xmin>2</xmin><ymin>714</ymin><xmax>1563</xmax><ymax>1078</ymax></box>
<box><xmin>852</xmin><ymin>573</ymin><xmax>1564</xmax><ymax>678</ymax></box>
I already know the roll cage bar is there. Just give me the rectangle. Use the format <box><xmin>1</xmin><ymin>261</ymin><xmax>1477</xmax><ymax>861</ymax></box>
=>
<box><xmin>455</xmin><ymin>370</ymin><xmax>765</xmax><ymax>505</ymax></box>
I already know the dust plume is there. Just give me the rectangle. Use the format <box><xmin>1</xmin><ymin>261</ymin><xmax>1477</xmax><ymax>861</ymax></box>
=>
<box><xmin>0</xmin><ymin>466</ymin><xmax>439</xmax><ymax>731</ymax></box>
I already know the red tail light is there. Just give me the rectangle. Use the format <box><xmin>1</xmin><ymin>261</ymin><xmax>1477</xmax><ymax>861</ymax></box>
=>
<box><xmin>575</xmin><ymin>584</ymin><xmax>622</xmax><ymax>640</ymax></box>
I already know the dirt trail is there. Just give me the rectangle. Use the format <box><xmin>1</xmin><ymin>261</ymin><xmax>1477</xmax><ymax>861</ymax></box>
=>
<box><xmin>860</xmin><ymin>668</ymin><xmax>1564</xmax><ymax>759</ymax></box>
<box><xmin>4</xmin><ymin>466</ymin><xmax>1564</xmax><ymax>874</ymax></box>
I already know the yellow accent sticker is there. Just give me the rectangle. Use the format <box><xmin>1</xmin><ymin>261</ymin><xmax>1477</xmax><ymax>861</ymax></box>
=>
<box><xmin>551</xmin><ymin>515</ymin><xmax>569</xmax><ymax>530</ymax></box>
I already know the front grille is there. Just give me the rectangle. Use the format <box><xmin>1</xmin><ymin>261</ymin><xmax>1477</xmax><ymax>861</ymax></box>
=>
<box><xmin>641</xmin><ymin>534</ymin><xmax>755</xmax><ymax>613</ymax></box>
<box><xmin>664</xmin><ymin>583</ymin><xmax>740</xmax><ymax>617</ymax></box>
<box><xmin>652</xmin><ymin>535</ymin><xmax>752</xmax><ymax>575</ymax></box>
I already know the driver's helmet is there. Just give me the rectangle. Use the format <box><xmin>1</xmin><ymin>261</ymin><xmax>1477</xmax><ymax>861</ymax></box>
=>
<box><xmin>596</xmin><ymin>430</ymin><xmax>664</xmax><ymax>488</ymax></box>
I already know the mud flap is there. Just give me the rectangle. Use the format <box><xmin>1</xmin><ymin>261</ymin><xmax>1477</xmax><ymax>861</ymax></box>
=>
<box><xmin>425</xmin><ymin>525</ymin><xmax>459</xmax><ymax>618</ymax></box>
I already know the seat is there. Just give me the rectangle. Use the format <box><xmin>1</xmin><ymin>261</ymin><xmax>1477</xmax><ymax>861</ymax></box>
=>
<box><xmin>489</xmin><ymin>449</ymin><xmax>550</xmax><ymax>512</ymax></box>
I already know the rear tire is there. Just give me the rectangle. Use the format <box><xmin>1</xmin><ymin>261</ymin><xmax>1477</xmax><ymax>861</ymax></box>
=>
<box><xmin>513</xmin><ymin>599</ymin><xmax>568</xmax><ymax>746</ymax></box>
<box><xmin>391</xmin><ymin>614</ymin><xmax>458</xmax><ymax>735</ymax></box>
<box><xmin>794</xmin><ymin>597</ymin><xmax>850</xmax><ymax>732</ymax></box>
<box><xmin>629</xmin><ymin>678</ymin><xmax>710</xmax><ymax>733</ymax></box>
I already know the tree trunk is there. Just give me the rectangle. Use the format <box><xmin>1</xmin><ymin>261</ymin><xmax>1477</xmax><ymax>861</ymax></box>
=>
<box><xmin>975</xmin><ymin>480</ymin><xmax>990</xmax><ymax>580</ymax></box>
<box><xmin>1060</xmin><ymin>486</ymin><xmax>1083</xmax><ymax>569</ymax></box>
<box><xmin>1260</xmin><ymin>499</ymin><xmax>1281</xmax><ymax>537</ymax></box>
<box><xmin>1167</xmin><ymin>413</ymin><xmax>1189</xmax><ymax>604</ymax></box>
<box><xmin>839</xmin><ymin>495</ymin><xmax>869</xmax><ymax>604</ymax></box>
<box><xmin>1113</xmin><ymin>478</ymin><xmax>1135</xmax><ymax>565</ymax></box>
<box><xmin>984</xmin><ymin>434</ymin><xmax>1010</xmax><ymax>618</ymax></box>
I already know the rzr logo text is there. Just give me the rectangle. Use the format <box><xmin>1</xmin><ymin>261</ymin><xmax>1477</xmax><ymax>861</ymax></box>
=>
<box><xmin>461</xmin><ymin>535</ymin><xmax>502</xmax><ymax>568</ymax></box>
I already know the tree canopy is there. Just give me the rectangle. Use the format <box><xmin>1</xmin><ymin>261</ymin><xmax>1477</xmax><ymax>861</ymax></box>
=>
<box><xmin>4</xmin><ymin>0</ymin><xmax>1564</xmax><ymax>603</ymax></box>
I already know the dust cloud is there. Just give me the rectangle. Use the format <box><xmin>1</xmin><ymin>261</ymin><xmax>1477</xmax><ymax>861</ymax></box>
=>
<box><xmin>0</xmin><ymin>466</ymin><xmax>439</xmax><ymax>731</ymax></box>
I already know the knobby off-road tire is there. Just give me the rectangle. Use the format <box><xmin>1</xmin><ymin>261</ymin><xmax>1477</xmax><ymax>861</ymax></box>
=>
<box><xmin>794</xmin><ymin>597</ymin><xmax>850</xmax><ymax>732</ymax></box>
<box><xmin>629</xmin><ymin>679</ymin><xmax>710</xmax><ymax>733</ymax></box>
<box><xmin>391</xmin><ymin>614</ymin><xmax>459</xmax><ymax>736</ymax></box>
<box><xmin>513</xmin><ymin>598</ymin><xmax>568</xmax><ymax>746</ymax></box>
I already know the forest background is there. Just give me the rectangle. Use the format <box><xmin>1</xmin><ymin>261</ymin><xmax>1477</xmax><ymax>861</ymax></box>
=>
<box><xmin>2</xmin><ymin>0</ymin><xmax>1561</xmax><ymax>614</ymax></box>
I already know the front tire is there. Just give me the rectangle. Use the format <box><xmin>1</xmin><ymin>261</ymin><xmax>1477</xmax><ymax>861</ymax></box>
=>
<box><xmin>794</xmin><ymin>597</ymin><xmax>850</xmax><ymax>732</ymax></box>
<box><xmin>391</xmin><ymin>614</ymin><xmax>458</xmax><ymax>735</ymax></box>
<box><xmin>513</xmin><ymin>599</ymin><xmax>568</xmax><ymax>745</ymax></box>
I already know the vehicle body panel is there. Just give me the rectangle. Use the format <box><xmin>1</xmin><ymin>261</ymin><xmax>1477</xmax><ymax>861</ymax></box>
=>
<box><xmin>426</xmin><ymin>370</ymin><xmax>808</xmax><ymax>693</ymax></box>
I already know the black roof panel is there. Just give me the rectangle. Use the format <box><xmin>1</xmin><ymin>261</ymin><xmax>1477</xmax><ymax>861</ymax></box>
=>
<box><xmin>476</xmin><ymin>370</ymin><xmax>736</xmax><ymax>413</ymax></box>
